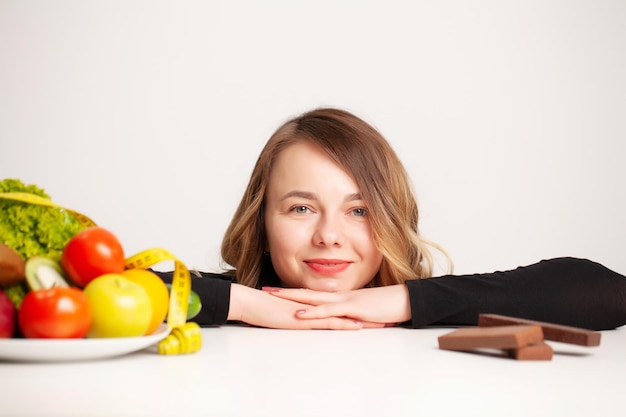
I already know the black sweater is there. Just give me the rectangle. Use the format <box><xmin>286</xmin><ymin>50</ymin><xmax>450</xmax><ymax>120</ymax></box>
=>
<box><xmin>154</xmin><ymin>257</ymin><xmax>626</xmax><ymax>331</ymax></box>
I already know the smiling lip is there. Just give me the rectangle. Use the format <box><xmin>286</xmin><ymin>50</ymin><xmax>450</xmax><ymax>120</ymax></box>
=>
<box><xmin>304</xmin><ymin>259</ymin><xmax>352</xmax><ymax>275</ymax></box>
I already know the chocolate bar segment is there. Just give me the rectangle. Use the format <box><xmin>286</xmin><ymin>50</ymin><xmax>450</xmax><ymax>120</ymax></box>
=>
<box><xmin>478</xmin><ymin>314</ymin><xmax>601</xmax><ymax>347</ymax></box>
<box><xmin>438</xmin><ymin>325</ymin><xmax>543</xmax><ymax>351</ymax></box>
<box><xmin>507</xmin><ymin>342</ymin><xmax>553</xmax><ymax>361</ymax></box>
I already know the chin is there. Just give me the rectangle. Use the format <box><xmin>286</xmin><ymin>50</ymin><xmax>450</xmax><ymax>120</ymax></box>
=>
<box><xmin>305</xmin><ymin>279</ymin><xmax>351</xmax><ymax>293</ymax></box>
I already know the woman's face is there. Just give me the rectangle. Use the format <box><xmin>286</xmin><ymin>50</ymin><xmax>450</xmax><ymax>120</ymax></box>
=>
<box><xmin>264</xmin><ymin>141</ymin><xmax>383</xmax><ymax>292</ymax></box>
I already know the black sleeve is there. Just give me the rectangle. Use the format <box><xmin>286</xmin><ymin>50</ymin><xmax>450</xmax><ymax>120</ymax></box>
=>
<box><xmin>406</xmin><ymin>257</ymin><xmax>626</xmax><ymax>330</ymax></box>
<box><xmin>151</xmin><ymin>270</ymin><xmax>232</xmax><ymax>327</ymax></box>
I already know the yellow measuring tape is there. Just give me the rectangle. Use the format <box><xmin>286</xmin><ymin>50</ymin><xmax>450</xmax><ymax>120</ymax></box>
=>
<box><xmin>0</xmin><ymin>191</ymin><xmax>201</xmax><ymax>355</ymax></box>
<box><xmin>0</xmin><ymin>192</ymin><xmax>98</xmax><ymax>228</ymax></box>
<box><xmin>125</xmin><ymin>248</ymin><xmax>201</xmax><ymax>354</ymax></box>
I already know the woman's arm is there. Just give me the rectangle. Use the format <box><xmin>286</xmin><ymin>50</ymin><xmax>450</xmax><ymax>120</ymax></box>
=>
<box><xmin>263</xmin><ymin>284</ymin><xmax>411</xmax><ymax>325</ymax></box>
<box><xmin>267</xmin><ymin>258</ymin><xmax>626</xmax><ymax>331</ymax></box>
<box><xmin>409</xmin><ymin>257</ymin><xmax>626</xmax><ymax>330</ymax></box>
<box><xmin>228</xmin><ymin>284</ymin><xmax>384</xmax><ymax>329</ymax></box>
<box><xmin>153</xmin><ymin>270</ymin><xmax>377</xmax><ymax>329</ymax></box>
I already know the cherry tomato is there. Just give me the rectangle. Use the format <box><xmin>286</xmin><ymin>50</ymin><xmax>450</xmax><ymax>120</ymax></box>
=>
<box><xmin>61</xmin><ymin>226</ymin><xmax>125</xmax><ymax>287</ymax></box>
<box><xmin>18</xmin><ymin>287</ymin><xmax>92</xmax><ymax>338</ymax></box>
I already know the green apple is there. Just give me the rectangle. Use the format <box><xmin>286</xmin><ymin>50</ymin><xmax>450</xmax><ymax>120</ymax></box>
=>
<box><xmin>83</xmin><ymin>274</ymin><xmax>152</xmax><ymax>338</ymax></box>
<box><xmin>165</xmin><ymin>283</ymin><xmax>202</xmax><ymax>320</ymax></box>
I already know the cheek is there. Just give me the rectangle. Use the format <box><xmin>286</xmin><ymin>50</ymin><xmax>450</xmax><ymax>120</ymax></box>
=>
<box><xmin>265</xmin><ymin>220</ymin><xmax>304</xmax><ymax>271</ymax></box>
<box><xmin>362</xmin><ymin>248</ymin><xmax>384</xmax><ymax>283</ymax></box>
<box><xmin>266</xmin><ymin>219</ymin><xmax>298</xmax><ymax>252</ymax></box>
<box><xmin>355</xmin><ymin>223</ymin><xmax>380</xmax><ymax>255</ymax></box>
<box><xmin>268</xmin><ymin>248</ymin><xmax>304</xmax><ymax>288</ymax></box>
<box><xmin>357</xmin><ymin>230</ymin><xmax>384</xmax><ymax>282</ymax></box>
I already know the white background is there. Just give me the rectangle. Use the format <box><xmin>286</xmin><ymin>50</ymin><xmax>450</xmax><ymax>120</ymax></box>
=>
<box><xmin>1</xmin><ymin>0</ymin><xmax>624</xmax><ymax>276</ymax></box>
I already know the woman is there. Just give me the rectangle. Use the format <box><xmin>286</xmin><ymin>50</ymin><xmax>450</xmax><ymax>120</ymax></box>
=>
<box><xmin>157</xmin><ymin>108</ymin><xmax>626</xmax><ymax>331</ymax></box>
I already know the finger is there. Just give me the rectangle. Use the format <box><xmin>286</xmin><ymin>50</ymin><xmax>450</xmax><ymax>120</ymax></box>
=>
<box><xmin>305</xmin><ymin>317</ymin><xmax>364</xmax><ymax>330</ymax></box>
<box><xmin>296</xmin><ymin>315</ymin><xmax>385</xmax><ymax>329</ymax></box>
<box><xmin>294</xmin><ymin>306</ymin><xmax>388</xmax><ymax>328</ymax></box>
<box><xmin>295</xmin><ymin>303</ymin><xmax>349</xmax><ymax>319</ymax></box>
<box><xmin>263</xmin><ymin>287</ymin><xmax>340</xmax><ymax>306</ymax></box>
<box><xmin>295</xmin><ymin>308</ymin><xmax>386</xmax><ymax>328</ymax></box>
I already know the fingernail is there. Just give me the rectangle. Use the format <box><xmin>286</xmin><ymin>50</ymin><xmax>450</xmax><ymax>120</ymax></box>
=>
<box><xmin>262</xmin><ymin>286</ymin><xmax>283</xmax><ymax>292</ymax></box>
<box><xmin>353</xmin><ymin>320</ymin><xmax>363</xmax><ymax>326</ymax></box>
<box><xmin>296</xmin><ymin>309</ymin><xmax>307</xmax><ymax>315</ymax></box>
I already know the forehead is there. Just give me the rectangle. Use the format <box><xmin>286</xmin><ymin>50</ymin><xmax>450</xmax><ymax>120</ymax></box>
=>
<box><xmin>267</xmin><ymin>141</ymin><xmax>359</xmax><ymax>194</ymax></box>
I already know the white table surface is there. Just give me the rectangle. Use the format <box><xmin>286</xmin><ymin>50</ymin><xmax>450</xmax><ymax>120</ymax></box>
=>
<box><xmin>1</xmin><ymin>324</ymin><xmax>625</xmax><ymax>417</ymax></box>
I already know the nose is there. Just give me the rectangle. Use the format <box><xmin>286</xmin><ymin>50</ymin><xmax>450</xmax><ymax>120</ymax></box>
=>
<box><xmin>312</xmin><ymin>214</ymin><xmax>345</xmax><ymax>247</ymax></box>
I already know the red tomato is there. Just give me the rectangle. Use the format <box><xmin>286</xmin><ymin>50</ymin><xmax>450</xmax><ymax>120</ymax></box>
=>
<box><xmin>18</xmin><ymin>287</ymin><xmax>92</xmax><ymax>338</ymax></box>
<box><xmin>61</xmin><ymin>226</ymin><xmax>125</xmax><ymax>287</ymax></box>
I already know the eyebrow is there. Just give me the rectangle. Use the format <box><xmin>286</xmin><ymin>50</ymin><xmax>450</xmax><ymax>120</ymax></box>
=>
<box><xmin>280</xmin><ymin>190</ymin><xmax>363</xmax><ymax>203</ymax></box>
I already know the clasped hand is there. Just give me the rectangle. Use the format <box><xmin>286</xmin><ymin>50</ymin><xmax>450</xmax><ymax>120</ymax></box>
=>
<box><xmin>228</xmin><ymin>283</ymin><xmax>411</xmax><ymax>330</ymax></box>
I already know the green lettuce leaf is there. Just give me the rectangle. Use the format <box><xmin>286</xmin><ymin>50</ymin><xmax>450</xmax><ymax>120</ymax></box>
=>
<box><xmin>0</xmin><ymin>179</ymin><xmax>83</xmax><ymax>262</ymax></box>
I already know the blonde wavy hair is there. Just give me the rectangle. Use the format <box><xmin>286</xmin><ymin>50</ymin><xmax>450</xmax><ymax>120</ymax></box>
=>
<box><xmin>221</xmin><ymin>107</ymin><xmax>450</xmax><ymax>288</ymax></box>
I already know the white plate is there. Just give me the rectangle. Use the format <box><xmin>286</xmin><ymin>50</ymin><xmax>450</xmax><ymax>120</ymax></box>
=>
<box><xmin>0</xmin><ymin>324</ymin><xmax>171</xmax><ymax>362</ymax></box>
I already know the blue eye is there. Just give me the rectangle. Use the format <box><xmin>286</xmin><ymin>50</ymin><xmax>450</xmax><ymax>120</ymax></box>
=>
<box><xmin>352</xmin><ymin>208</ymin><xmax>367</xmax><ymax>217</ymax></box>
<box><xmin>291</xmin><ymin>206</ymin><xmax>310</xmax><ymax>214</ymax></box>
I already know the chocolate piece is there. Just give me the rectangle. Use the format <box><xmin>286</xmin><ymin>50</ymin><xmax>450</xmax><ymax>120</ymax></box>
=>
<box><xmin>478</xmin><ymin>314</ymin><xmax>601</xmax><ymax>347</ymax></box>
<box><xmin>508</xmin><ymin>342</ymin><xmax>553</xmax><ymax>361</ymax></box>
<box><xmin>438</xmin><ymin>325</ymin><xmax>544</xmax><ymax>351</ymax></box>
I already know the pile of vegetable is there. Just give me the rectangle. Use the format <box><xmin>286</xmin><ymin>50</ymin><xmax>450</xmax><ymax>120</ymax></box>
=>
<box><xmin>0</xmin><ymin>179</ymin><xmax>83</xmax><ymax>307</ymax></box>
<box><xmin>0</xmin><ymin>179</ymin><xmax>201</xmax><ymax>342</ymax></box>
